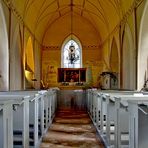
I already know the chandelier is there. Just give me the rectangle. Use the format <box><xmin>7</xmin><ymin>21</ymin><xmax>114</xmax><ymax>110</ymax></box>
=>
<box><xmin>67</xmin><ymin>0</ymin><xmax>79</xmax><ymax>64</ymax></box>
<box><xmin>68</xmin><ymin>43</ymin><xmax>79</xmax><ymax>64</ymax></box>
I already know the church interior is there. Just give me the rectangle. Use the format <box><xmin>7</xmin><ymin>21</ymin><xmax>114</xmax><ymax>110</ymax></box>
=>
<box><xmin>0</xmin><ymin>0</ymin><xmax>148</xmax><ymax>147</ymax></box>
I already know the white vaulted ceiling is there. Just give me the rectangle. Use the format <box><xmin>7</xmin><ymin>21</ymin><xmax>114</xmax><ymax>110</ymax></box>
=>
<box><xmin>11</xmin><ymin>0</ymin><xmax>134</xmax><ymax>46</ymax></box>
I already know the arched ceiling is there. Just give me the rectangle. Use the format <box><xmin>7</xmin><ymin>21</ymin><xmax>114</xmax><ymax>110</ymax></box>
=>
<box><xmin>10</xmin><ymin>0</ymin><xmax>134</xmax><ymax>46</ymax></box>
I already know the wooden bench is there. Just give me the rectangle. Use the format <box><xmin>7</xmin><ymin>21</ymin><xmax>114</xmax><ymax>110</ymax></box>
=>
<box><xmin>86</xmin><ymin>89</ymin><xmax>148</xmax><ymax>148</ymax></box>
<box><xmin>0</xmin><ymin>88</ymin><xmax>59</xmax><ymax>148</ymax></box>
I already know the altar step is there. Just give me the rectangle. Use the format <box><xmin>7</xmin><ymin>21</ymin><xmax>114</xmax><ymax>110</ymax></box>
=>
<box><xmin>40</xmin><ymin>109</ymin><xmax>104</xmax><ymax>148</ymax></box>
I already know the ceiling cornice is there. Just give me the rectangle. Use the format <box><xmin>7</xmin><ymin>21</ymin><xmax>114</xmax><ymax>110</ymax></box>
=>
<box><xmin>42</xmin><ymin>45</ymin><xmax>101</xmax><ymax>50</ymax></box>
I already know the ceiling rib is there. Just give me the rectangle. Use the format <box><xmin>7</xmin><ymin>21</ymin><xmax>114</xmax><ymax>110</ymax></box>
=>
<box><xmin>81</xmin><ymin>0</ymin><xmax>85</xmax><ymax>16</ymax></box>
<box><xmin>23</xmin><ymin>0</ymin><xmax>35</xmax><ymax>18</ymax></box>
<box><xmin>33</xmin><ymin>0</ymin><xmax>58</xmax><ymax>32</ymax></box>
<box><xmin>42</xmin><ymin>10</ymin><xmax>101</xmax><ymax>45</ymax></box>
<box><xmin>11</xmin><ymin>0</ymin><xmax>134</xmax><ymax>46</ymax></box>
<box><xmin>33</xmin><ymin>0</ymin><xmax>48</xmax><ymax>32</ymax></box>
<box><xmin>57</xmin><ymin>0</ymin><xmax>61</xmax><ymax>17</ymax></box>
<box><xmin>34</xmin><ymin>5</ymin><xmax>70</xmax><ymax>32</ymax></box>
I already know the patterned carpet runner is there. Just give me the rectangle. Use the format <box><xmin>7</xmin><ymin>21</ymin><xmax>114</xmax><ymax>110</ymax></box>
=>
<box><xmin>40</xmin><ymin>108</ymin><xmax>104</xmax><ymax>148</ymax></box>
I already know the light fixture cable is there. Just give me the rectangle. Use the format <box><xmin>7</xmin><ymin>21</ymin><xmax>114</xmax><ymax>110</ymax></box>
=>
<box><xmin>70</xmin><ymin>0</ymin><xmax>73</xmax><ymax>41</ymax></box>
<box><xmin>68</xmin><ymin>0</ymin><xmax>79</xmax><ymax>65</ymax></box>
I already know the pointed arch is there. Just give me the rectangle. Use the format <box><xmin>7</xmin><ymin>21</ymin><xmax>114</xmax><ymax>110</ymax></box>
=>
<box><xmin>0</xmin><ymin>3</ymin><xmax>9</xmax><ymax>91</ymax></box>
<box><xmin>109</xmin><ymin>37</ymin><xmax>119</xmax><ymax>89</ymax></box>
<box><xmin>110</xmin><ymin>37</ymin><xmax>119</xmax><ymax>73</ymax></box>
<box><xmin>25</xmin><ymin>36</ymin><xmax>35</xmax><ymax>88</ymax></box>
<box><xmin>138</xmin><ymin>0</ymin><xmax>148</xmax><ymax>90</ymax></box>
<box><xmin>26</xmin><ymin>36</ymin><xmax>34</xmax><ymax>72</ymax></box>
<box><xmin>61</xmin><ymin>35</ymin><xmax>82</xmax><ymax>68</ymax></box>
<box><xmin>10</xmin><ymin>23</ymin><xmax>23</xmax><ymax>90</ymax></box>
<box><xmin>122</xmin><ymin>23</ymin><xmax>135</xmax><ymax>90</ymax></box>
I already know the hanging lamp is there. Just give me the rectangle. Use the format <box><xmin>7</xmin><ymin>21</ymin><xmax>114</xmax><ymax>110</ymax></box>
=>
<box><xmin>68</xmin><ymin>0</ymin><xmax>79</xmax><ymax>64</ymax></box>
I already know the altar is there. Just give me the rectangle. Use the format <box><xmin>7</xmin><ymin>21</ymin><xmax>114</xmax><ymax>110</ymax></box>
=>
<box><xmin>57</xmin><ymin>68</ymin><xmax>86</xmax><ymax>89</ymax></box>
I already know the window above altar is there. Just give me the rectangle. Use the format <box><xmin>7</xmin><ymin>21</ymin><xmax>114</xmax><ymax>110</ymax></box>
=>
<box><xmin>61</xmin><ymin>38</ymin><xmax>82</xmax><ymax>68</ymax></box>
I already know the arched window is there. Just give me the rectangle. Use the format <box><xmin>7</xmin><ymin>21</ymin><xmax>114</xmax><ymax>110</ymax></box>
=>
<box><xmin>62</xmin><ymin>39</ymin><xmax>82</xmax><ymax>68</ymax></box>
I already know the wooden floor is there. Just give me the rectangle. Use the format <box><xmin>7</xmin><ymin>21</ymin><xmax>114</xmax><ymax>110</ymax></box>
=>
<box><xmin>40</xmin><ymin>108</ymin><xmax>104</xmax><ymax>148</ymax></box>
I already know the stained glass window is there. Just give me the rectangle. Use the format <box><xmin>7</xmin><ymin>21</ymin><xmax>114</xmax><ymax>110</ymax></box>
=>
<box><xmin>62</xmin><ymin>39</ymin><xmax>81</xmax><ymax>68</ymax></box>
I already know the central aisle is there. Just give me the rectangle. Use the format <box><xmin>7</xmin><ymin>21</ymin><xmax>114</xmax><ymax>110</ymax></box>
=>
<box><xmin>40</xmin><ymin>108</ymin><xmax>104</xmax><ymax>148</ymax></box>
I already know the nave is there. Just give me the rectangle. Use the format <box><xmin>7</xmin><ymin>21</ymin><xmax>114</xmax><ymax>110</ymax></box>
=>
<box><xmin>0</xmin><ymin>0</ymin><xmax>148</xmax><ymax>147</ymax></box>
<box><xmin>0</xmin><ymin>88</ymin><xmax>148</xmax><ymax>148</ymax></box>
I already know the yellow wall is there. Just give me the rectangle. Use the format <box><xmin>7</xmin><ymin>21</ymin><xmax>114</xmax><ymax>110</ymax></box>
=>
<box><xmin>42</xmin><ymin>46</ymin><xmax>103</xmax><ymax>87</ymax></box>
<box><xmin>42</xmin><ymin>13</ymin><xmax>102</xmax><ymax>88</ymax></box>
<box><xmin>42</xmin><ymin>48</ymin><xmax>61</xmax><ymax>87</ymax></box>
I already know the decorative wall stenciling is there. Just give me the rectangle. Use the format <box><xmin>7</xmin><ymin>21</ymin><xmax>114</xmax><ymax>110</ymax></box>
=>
<box><xmin>42</xmin><ymin>61</ymin><xmax>58</xmax><ymax>87</ymax></box>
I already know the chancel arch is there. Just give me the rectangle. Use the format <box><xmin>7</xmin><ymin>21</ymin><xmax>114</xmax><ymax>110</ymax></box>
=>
<box><xmin>138</xmin><ymin>0</ymin><xmax>148</xmax><ymax>90</ymax></box>
<box><xmin>0</xmin><ymin>3</ymin><xmax>9</xmax><ymax>91</ymax></box>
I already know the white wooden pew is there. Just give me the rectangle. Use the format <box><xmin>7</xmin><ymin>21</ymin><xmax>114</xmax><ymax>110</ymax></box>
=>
<box><xmin>104</xmin><ymin>94</ymin><xmax>148</xmax><ymax>148</ymax></box>
<box><xmin>87</xmin><ymin>90</ymin><xmax>138</xmax><ymax>132</ymax></box>
<box><xmin>0</xmin><ymin>91</ymin><xmax>44</xmax><ymax>147</ymax></box>
<box><xmin>0</xmin><ymin>88</ymin><xmax>58</xmax><ymax>148</ymax></box>
<box><xmin>98</xmin><ymin>92</ymin><xmax>141</xmax><ymax>132</ymax></box>
<box><xmin>128</xmin><ymin>100</ymin><xmax>148</xmax><ymax>148</ymax></box>
<box><xmin>86</xmin><ymin>89</ymin><xmax>148</xmax><ymax>148</ymax></box>
<box><xmin>0</xmin><ymin>96</ymin><xmax>30</xmax><ymax>148</ymax></box>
